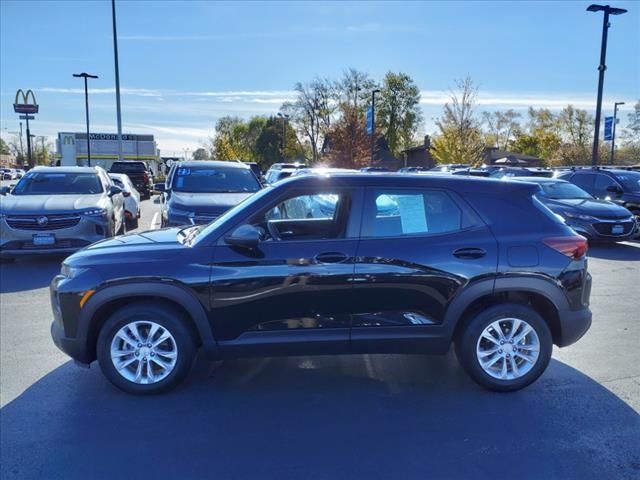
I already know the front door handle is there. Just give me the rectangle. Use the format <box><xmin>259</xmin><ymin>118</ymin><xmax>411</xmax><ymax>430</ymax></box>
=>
<box><xmin>453</xmin><ymin>247</ymin><xmax>486</xmax><ymax>259</ymax></box>
<box><xmin>315</xmin><ymin>252</ymin><xmax>349</xmax><ymax>264</ymax></box>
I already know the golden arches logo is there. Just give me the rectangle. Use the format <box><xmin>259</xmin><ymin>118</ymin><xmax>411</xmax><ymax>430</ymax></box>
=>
<box><xmin>62</xmin><ymin>135</ymin><xmax>75</xmax><ymax>145</ymax></box>
<box><xmin>14</xmin><ymin>89</ymin><xmax>39</xmax><ymax>114</ymax></box>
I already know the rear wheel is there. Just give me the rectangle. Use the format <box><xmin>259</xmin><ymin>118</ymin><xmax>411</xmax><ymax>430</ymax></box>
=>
<box><xmin>455</xmin><ymin>303</ymin><xmax>552</xmax><ymax>392</ymax></box>
<box><xmin>97</xmin><ymin>303</ymin><xmax>196</xmax><ymax>394</ymax></box>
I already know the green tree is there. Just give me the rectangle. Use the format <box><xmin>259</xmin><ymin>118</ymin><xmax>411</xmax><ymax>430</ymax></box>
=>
<box><xmin>0</xmin><ymin>138</ymin><xmax>10</xmax><ymax>155</ymax></box>
<box><xmin>192</xmin><ymin>147</ymin><xmax>210</xmax><ymax>160</ymax></box>
<box><xmin>377</xmin><ymin>71</ymin><xmax>422</xmax><ymax>156</ymax></box>
<box><xmin>432</xmin><ymin>77</ymin><xmax>484</xmax><ymax>166</ymax></box>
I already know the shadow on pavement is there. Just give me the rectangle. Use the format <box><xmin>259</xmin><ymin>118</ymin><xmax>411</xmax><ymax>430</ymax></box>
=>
<box><xmin>588</xmin><ymin>242</ymin><xmax>640</xmax><ymax>261</ymax></box>
<box><xmin>1</xmin><ymin>353</ymin><xmax>638</xmax><ymax>480</ymax></box>
<box><xmin>0</xmin><ymin>257</ymin><xmax>65</xmax><ymax>293</ymax></box>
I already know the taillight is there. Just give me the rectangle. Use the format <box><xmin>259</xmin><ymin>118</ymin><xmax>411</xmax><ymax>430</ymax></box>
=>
<box><xmin>543</xmin><ymin>235</ymin><xmax>588</xmax><ymax>260</ymax></box>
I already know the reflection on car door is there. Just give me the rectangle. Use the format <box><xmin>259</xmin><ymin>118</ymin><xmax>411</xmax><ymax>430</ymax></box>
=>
<box><xmin>210</xmin><ymin>187</ymin><xmax>362</xmax><ymax>356</ymax></box>
<box><xmin>349</xmin><ymin>187</ymin><xmax>498</xmax><ymax>353</ymax></box>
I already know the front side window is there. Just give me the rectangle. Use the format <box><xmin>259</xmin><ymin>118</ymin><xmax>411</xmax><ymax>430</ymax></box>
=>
<box><xmin>12</xmin><ymin>172</ymin><xmax>103</xmax><ymax>195</ymax></box>
<box><xmin>254</xmin><ymin>191</ymin><xmax>347</xmax><ymax>241</ymax></box>
<box><xmin>362</xmin><ymin>189</ymin><xmax>463</xmax><ymax>237</ymax></box>
<box><xmin>593</xmin><ymin>174</ymin><xmax>619</xmax><ymax>197</ymax></box>
<box><xmin>614</xmin><ymin>172</ymin><xmax>640</xmax><ymax>192</ymax></box>
<box><xmin>172</xmin><ymin>166</ymin><xmax>260</xmax><ymax>193</ymax></box>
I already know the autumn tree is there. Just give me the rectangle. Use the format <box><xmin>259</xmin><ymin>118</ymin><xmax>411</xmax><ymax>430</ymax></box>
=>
<box><xmin>324</xmin><ymin>104</ymin><xmax>371</xmax><ymax>168</ymax></box>
<box><xmin>481</xmin><ymin>109</ymin><xmax>521</xmax><ymax>150</ymax></box>
<box><xmin>432</xmin><ymin>77</ymin><xmax>485</xmax><ymax>166</ymax></box>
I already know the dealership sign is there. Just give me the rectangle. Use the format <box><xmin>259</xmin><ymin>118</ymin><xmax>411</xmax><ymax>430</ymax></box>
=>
<box><xmin>13</xmin><ymin>89</ymin><xmax>39</xmax><ymax>114</ymax></box>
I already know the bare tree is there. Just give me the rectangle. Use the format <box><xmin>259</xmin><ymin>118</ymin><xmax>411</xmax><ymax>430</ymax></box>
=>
<box><xmin>482</xmin><ymin>109</ymin><xmax>521</xmax><ymax>150</ymax></box>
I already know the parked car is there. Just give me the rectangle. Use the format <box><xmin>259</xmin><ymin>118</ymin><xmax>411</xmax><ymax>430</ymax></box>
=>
<box><xmin>510</xmin><ymin>177</ymin><xmax>636</xmax><ymax>242</ymax></box>
<box><xmin>290</xmin><ymin>167</ymin><xmax>357</xmax><ymax>177</ymax></box>
<box><xmin>109</xmin><ymin>161</ymin><xmax>152</xmax><ymax>199</ymax></box>
<box><xmin>109</xmin><ymin>173</ymin><xmax>141</xmax><ymax>230</ymax></box>
<box><xmin>429</xmin><ymin>164</ymin><xmax>470</xmax><ymax>173</ymax></box>
<box><xmin>159</xmin><ymin>160</ymin><xmax>262</xmax><ymax>227</ymax></box>
<box><xmin>557</xmin><ymin>168</ymin><xmax>640</xmax><ymax>224</ymax></box>
<box><xmin>51</xmin><ymin>173</ymin><xmax>592</xmax><ymax>394</ymax></box>
<box><xmin>451</xmin><ymin>168</ymin><xmax>491</xmax><ymax>177</ymax></box>
<box><xmin>15</xmin><ymin>169</ymin><xmax>26</xmax><ymax>179</ymax></box>
<box><xmin>0</xmin><ymin>166</ymin><xmax>125</xmax><ymax>262</ymax></box>
<box><xmin>264</xmin><ymin>163</ymin><xmax>306</xmax><ymax>184</ymax></box>
<box><xmin>1</xmin><ymin>168</ymin><xmax>18</xmax><ymax>180</ymax></box>
<box><xmin>360</xmin><ymin>167</ymin><xmax>390</xmax><ymax>172</ymax></box>
<box><xmin>489</xmin><ymin>167</ymin><xmax>553</xmax><ymax>179</ymax></box>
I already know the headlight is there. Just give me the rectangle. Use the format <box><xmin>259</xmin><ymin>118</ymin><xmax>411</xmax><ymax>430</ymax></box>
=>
<box><xmin>563</xmin><ymin>211</ymin><xmax>596</xmax><ymax>222</ymax></box>
<box><xmin>60</xmin><ymin>264</ymin><xmax>87</xmax><ymax>278</ymax></box>
<box><xmin>81</xmin><ymin>208</ymin><xmax>107</xmax><ymax>216</ymax></box>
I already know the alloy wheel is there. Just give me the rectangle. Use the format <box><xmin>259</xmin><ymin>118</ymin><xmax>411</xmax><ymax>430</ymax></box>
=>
<box><xmin>110</xmin><ymin>321</ymin><xmax>178</xmax><ymax>384</ymax></box>
<box><xmin>475</xmin><ymin>317</ymin><xmax>540</xmax><ymax>380</ymax></box>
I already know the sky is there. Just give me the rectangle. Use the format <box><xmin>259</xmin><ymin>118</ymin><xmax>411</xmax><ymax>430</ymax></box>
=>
<box><xmin>1</xmin><ymin>0</ymin><xmax>638</xmax><ymax>156</ymax></box>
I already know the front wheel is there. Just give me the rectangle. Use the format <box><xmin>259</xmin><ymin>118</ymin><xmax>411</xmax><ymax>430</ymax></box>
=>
<box><xmin>97</xmin><ymin>303</ymin><xmax>196</xmax><ymax>394</ymax></box>
<box><xmin>455</xmin><ymin>303</ymin><xmax>552</xmax><ymax>392</ymax></box>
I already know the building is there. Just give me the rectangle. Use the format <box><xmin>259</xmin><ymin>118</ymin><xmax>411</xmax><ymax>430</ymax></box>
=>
<box><xmin>0</xmin><ymin>153</ymin><xmax>16</xmax><ymax>168</ymax></box>
<box><xmin>401</xmin><ymin>135</ymin><xmax>436</xmax><ymax>170</ymax></box>
<box><xmin>56</xmin><ymin>132</ymin><xmax>160</xmax><ymax>172</ymax></box>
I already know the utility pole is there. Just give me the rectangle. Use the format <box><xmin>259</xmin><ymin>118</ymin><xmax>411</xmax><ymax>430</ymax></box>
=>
<box><xmin>73</xmin><ymin>73</ymin><xmax>99</xmax><ymax>166</ymax></box>
<box><xmin>586</xmin><ymin>4</ymin><xmax>628</xmax><ymax>167</ymax></box>
<box><xmin>112</xmin><ymin>0</ymin><xmax>124</xmax><ymax>162</ymax></box>
<box><xmin>610</xmin><ymin>101</ymin><xmax>625</xmax><ymax>163</ymax></box>
<box><xmin>18</xmin><ymin>122</ymin><xmax>24</xmax><ymax>161</ymax></box>
<box><xmin>370</xmin><ymin>89</ymin><xmax>380</xmax><ymax>166</ymax></box>
<box><xmin>277</xmin><ymin>112</ymin><xmax>289</xmax><ymax>161</ymax></box>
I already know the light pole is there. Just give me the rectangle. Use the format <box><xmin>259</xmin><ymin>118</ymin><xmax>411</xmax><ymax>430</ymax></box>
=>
<box><xmin>370</xmin><ymin>89</ymin><xmax>380</xmax><ymax>166</ymax></box>
<box><xmin>586</xmin><ymin>4</ymin><xmax>627</xmax><ymax>167</ymax></box>
<box><xmin>277</xmin><ymin>112</ymin><xmax>289</xmax><ymax>161</ymax></box>
<box><xmin>73</xmin><ymin>72</ymin><xmax>98</xmax><ymax>166</ymax></box>
<box><xmin>112</xmin><ymin>0</ymin><xmax>124</xmax><ymax>163</ymax></box>
<box><xmin>610</xmin><ymin>101</ymin><xmax>625</xmax><ymax>163</ymax></box>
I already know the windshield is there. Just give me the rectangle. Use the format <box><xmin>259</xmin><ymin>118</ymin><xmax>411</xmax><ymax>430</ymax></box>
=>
<box><xmin>537</xmin><ymin>182</ymin><xmax>592</xmax><ymax>199</ymax></box>
<box><xmin>172</xmin><ymin>166</ymin><xmax>260</xmax><ymax>193</ymax></box>
<box><xmin>11</xmin><ymin>172</ymin><xmax>104</xmax><ymax>195</ymax></box>
<box><xmin>615</xmin><ymin>172</ymin><xmax>640</xmax><ymax>192</ymax></box>
<box><xmin>191</xmin><ymin>186</ymin><xmax>274</xmax><ymax>245</ymax></box>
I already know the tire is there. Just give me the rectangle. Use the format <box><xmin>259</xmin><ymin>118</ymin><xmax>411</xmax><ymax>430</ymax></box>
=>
<box><xmin>455</xmin><ymin>303</ymin><xmax>552</xmax><ymax>392</ymax></box>
<box><xmin>126</xmin><ymin>216</ymin><xmax>139</xmax><ymax>230</ymax></box>
<box><xmin>97</xmin><ymin>302</ymin><xmax>197</xmax><ymax>395</ymax></box>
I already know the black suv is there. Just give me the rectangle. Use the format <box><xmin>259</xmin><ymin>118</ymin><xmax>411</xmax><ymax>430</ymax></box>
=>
<box><xmin>109</xmin><ymin>161</ymin><xmax>152</xmax><ymax>199</ymax></box>
<box><xmin>558</xmin><ymin>168</ymin><xmax>640</xmax><ymax>225</ymax></box>
<box><xmin>51</xmin><ymin>174</ymin><xmax>592</xmax><ymax>394</ymax></box>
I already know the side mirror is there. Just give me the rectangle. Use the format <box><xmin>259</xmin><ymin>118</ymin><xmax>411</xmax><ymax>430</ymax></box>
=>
<box><xmin>155</xmin><ymin>183</ymin><xmax>166</xmax><ymax>192</ymax></box>
<box><xmin>606</xmin><ymin>185</ymin><xmax>623</xmax><ymax>194</ymax></box>
<box><xmin>225</xmin><ymin>224</ymin><xmax>263</xmax><ymax>249</ymax></box>
<box><xmin>0</xmin><ymin>186</ymin><xmax>10</xmax><ymax>195</ymax></box>
<box><xmin>108</xmin><ymin>185</ymin><xmax>123</xmax><ymax>197</ymax></box>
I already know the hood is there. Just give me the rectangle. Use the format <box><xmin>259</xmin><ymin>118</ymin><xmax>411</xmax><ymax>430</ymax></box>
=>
<box><xmin>542</xmin><ymin>197</ymin><xmax>632</xmax><ymax>217</ymax></box>
<box><xmin>65</xmin><ymin>228</ymin><xmax>185</xmax><ymax>267</ymax></box>
<box><xmin>169</xmin><ymin>191</ymin><xmax>253</xmax><ymax>212</ymax></box>
<box><xmin>0</xmin><ymin>193</ymin><xmax>105</xmax><ymax>214</ymax></box>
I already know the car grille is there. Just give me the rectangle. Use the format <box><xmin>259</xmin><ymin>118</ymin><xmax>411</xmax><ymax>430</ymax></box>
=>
<box><xmin>592</xmin><ymin>221</ymin><xmax>634</xmax><ymax>236</ymax></box>
<box><xmin>192</xmin><ymin>211</ymin><xmax>224</xmax><ymax>224</ymax></box>
<box><xmin>595</xmin><ymin>214</ymin><xmax>631</xmax><ymax>221</ymax></box>
<box><xmin>6</xmin><ymin>214</ymin><xmax>81</xmax><ymax>231</ymax></box>
<box><xmin>1</xmin><ymin>239</ymin><xmax>91</xmax><ymax>250</ymax></box>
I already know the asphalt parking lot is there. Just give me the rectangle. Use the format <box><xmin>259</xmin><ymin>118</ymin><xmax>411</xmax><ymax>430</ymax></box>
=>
<box><xmin>0</xmin><ymin>196</ymin><xmax>639</xmax><ymax>479</ymax></box>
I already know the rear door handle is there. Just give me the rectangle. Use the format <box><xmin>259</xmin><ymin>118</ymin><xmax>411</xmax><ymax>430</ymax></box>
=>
<box><xmin>453</xmin><ymin>247</ymin><xmax>486</xmax><ymax>259</ymax></box>
<box><xmin>315</xmin><ymin>252</ymin><xmax>349</xmax><ymax>264</ymax></box>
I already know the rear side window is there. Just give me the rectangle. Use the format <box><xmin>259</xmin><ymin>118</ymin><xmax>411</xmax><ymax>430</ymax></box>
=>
<box><xmin>362</xmin><ymin>189</ymin><xmax>464</xmax><ymax>237</ymax></box>
<box><xmin>593</xmin><ymin>174</ymin><xmax>620</xmax><ymax>197</ymax></box>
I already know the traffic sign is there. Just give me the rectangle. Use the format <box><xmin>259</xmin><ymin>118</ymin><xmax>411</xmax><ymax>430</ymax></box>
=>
<box><xmin>604</xmin><ymin>116</ymin><xmax>614</xmax><ymax>141</ymax></box>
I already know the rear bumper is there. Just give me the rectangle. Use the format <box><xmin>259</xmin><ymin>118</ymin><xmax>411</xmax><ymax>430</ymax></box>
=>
<box><xmin>557</xmin><ymin>307</ymin><xmax>592</xmax><ymax>347</ymax></box>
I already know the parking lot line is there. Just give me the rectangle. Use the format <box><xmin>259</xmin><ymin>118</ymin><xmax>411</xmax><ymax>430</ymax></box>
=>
<box><xmin>150</xmin><ymin>212</ymin><xmax>160</xmax><ymax>230</ymax></box>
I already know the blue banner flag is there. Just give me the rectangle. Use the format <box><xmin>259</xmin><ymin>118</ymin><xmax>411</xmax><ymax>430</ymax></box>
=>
<box><xmin>604</xmin><ymin>116</ymin><xmax>614</xmax><ymax>141</ymax></box>
<box><xmin>366</xmin><ymin>106</ymin><xmax>373</xmax><ymax>135</ymax></box>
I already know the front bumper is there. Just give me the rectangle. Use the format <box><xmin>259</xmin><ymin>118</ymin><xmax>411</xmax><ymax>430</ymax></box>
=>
<box><xmin>566</xmin><ymin>218</ymin><xmax>636</xmax><ymax>242</ymax></box>
<box><xmin>0</xmin><ymin>215</ymin><xmax>108</xmax><ymax>257</ymax></box>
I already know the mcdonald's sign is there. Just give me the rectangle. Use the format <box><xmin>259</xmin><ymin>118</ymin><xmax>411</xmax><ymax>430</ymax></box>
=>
<box><xmin>62</xmin><ymin>135</ymin><xmax>75</xmax><ymax>145</ymax></box>
<box><xmin>13</xmin><ymin>89</ymin><xmax>39</xmax><ymax>114</ymax></box>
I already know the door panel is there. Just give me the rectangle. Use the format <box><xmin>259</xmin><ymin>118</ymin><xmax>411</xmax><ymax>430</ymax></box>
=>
<box><xmin>210</xmin><ymin>239</ymin><xmax>358</xmax><ymax>342</ymax></box>
<box><xmin>350</xmin><ymin>187</ymin><xmax>498</xmax><ymax>351</ymax></box>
